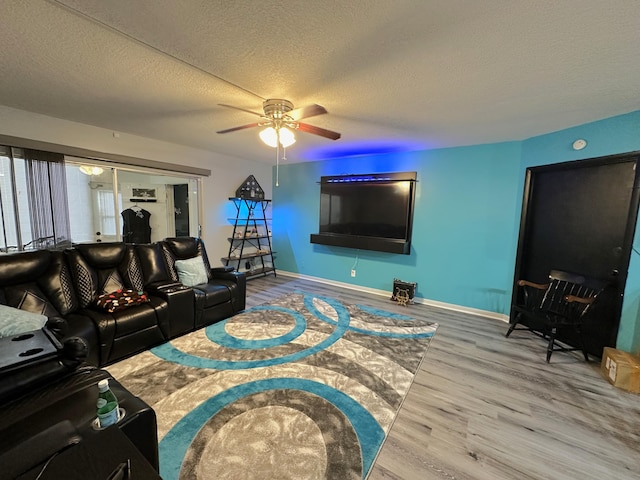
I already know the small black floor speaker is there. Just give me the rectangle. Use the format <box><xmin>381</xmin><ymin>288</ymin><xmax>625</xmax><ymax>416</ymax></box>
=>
<box><xmin>391</xmin><ymin>278</ymin><xmax>417</xmax><ymax>305</ymax></box>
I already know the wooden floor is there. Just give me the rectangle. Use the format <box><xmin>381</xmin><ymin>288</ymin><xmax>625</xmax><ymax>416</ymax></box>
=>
<box><xmin>246</xmin><ymin>275</ymin><xmax>640</xmax><ymax>480</ymax></box>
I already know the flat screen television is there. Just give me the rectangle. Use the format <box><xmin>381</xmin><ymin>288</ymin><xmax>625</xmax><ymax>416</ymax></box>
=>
<box><xmin>310</xmin><ymin>172</ymin><xmax>417</xmax><ymax>254</ymax></box>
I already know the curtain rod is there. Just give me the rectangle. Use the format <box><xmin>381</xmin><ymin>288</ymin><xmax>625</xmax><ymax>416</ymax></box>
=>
<box><xmin>0</xmin><ymin>134</ymin><xmax>211</xmax><ymax>177</ymax></box>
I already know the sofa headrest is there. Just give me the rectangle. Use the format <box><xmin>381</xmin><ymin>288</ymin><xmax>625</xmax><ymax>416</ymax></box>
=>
<box><xmin>0</xmin><ymin>251</ymin><xmax>52</xmax><ymax>287</ymax></box>
<box><xmin>163</xmin><ymin>237</ymin><xmax>199</xmax><ymax>259</ymax></box>
<box><xmin>136</xmin><ymin>243</ymin><xmax>170</xmax><ymax>284</ymax></box>
<box><xmin>74</xmin><ymin>243</ymin><xmax>126</xmax><ymax>267</ymax></box>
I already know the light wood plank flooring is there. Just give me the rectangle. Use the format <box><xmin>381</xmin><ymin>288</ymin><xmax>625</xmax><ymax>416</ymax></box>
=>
<box><xmin>246</xmin><ymin>275</ymin><xmax>640</xmax><ymax>480</ymax></box>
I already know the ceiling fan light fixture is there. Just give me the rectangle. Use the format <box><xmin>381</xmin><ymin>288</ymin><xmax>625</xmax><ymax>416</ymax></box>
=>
<box><xmin>279</xmin><ymin>127</ymin><xmax>296</xmax><ymax>147</ymax></box>
<box><xmin>259</xmin><ymin>126</ymin><xmax>296</xmax><ymax>148</ymax></box>
<box><xmin>79</xmin><ymin>165</ymin><xmax>104</xmax><ymax>176</ymax></box>
<box><xmin>259</xmin><ymin>127</ymin><xmax>278</xmax><ymax>147</ymax></box>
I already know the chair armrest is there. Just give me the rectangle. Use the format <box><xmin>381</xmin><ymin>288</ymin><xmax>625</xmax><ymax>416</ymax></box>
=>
<box><xmin>517</xmin><ymin>279</ymin><xmax>549</xmax><ymax>290</ymax></box>
<box><xmin>564</xmin><ymin>295</ymin><xmax>595</xmax><ymax>304</ymax></box>
<box><xmin>516</xmin><ymin>279</ymin><xmax>549</xmax><ymax>310</ymax></box>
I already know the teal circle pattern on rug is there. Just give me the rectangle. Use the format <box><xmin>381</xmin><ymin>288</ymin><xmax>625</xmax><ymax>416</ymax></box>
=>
<box><xmin>205</xmin><ymin>305</ymin><xmax>307</xmax><ymax>349</ymax></box>
<box><xmin>307</xmin><ymin>293</ymin><xmax>435</xmax><ymax>338</ymax></box>
<box><xmin>151</xmin><ymin>293</ymin><xmax>352</xmax><ymax>370</ymax></box>
<box><xmin>158</xmin><ymin>378</ymin><xmax>385</xmax><ymax>480</ymax></box>
<box><xmin>143</xmin><ymin>292</ymin><xmax>438</xmax><ymax>479</ymax></box>
<box><xmin>151</xmin><ymin>293</ymin><xmax>436</xmax><ymax>370</ymax></box>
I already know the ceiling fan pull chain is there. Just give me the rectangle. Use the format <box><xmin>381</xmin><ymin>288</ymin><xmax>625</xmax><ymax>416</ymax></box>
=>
<box><xmin>276</xmin><ymin>141</ymin><xmax>280</xmax><ymax>187</ymax></box>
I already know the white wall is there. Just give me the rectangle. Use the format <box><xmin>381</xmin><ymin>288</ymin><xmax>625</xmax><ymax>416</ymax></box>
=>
<box><xmin>0</xmin><ymin>105</ymin><xmax>273</xmax><ymax>264</ymax></box>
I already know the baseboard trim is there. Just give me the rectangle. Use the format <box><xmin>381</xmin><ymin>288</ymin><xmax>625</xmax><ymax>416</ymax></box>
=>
<box><xmin>278</xmin><ymin>270</ymin><xmax>509</xmax><ymax>323</ymax></box>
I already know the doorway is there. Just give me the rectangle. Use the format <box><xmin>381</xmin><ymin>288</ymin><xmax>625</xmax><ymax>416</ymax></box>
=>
<box><xmin>513</xmin><ymin>152</ymin><xmax>640</xmax><ymax>357</ymax></box>
<box><xmin>173</xmin><ymin>184</ymin><xmax>190</xmax><ymax>237</ymax></box>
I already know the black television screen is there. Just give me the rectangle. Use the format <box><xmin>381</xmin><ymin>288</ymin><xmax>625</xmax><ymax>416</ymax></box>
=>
<box><xmin>310</xmin><ymin>172</ymin><xmax>416</xmax><ymax>254</ymax></box>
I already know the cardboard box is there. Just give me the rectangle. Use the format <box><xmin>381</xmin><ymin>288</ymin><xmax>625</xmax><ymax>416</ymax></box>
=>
<box><xmin>601</xmin><ymin>347</ymin><xmax>640</xmax><ymax>394</ymax></box>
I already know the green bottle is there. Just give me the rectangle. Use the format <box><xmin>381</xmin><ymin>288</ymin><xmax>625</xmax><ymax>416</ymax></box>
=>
<box><xmin>97</xmin><ymin>379</ymin><xmax>120</xmax><ymax>428</ymax></box>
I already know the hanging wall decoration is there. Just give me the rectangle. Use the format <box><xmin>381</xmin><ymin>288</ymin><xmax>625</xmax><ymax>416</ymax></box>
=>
<box><xmin>235</xmin><ymin>175</ymin><xmax>265</xmax><ymax>199</ymax></box>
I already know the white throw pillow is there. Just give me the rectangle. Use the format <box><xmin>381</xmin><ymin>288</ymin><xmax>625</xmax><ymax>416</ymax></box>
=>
<box><xmin>0</xmin><ymin>304</ymin><xmax>48</xmax><ymax>338</ymax></box>
<box><xmin>174</xmin><ymin>256</ymin><xmax>209</xmax><ymax>287</ymax></box>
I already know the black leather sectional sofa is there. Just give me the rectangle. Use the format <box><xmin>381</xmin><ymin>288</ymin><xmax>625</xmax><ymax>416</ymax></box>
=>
<box><xmin>0</xmin><ymin>237</ymin><xmax>245</xmax><ymax>477</ymax></box>
<box><xmin>0</xmin><ymin>237</ymin><xmax>246</xmax><ymax>367</ymax></box>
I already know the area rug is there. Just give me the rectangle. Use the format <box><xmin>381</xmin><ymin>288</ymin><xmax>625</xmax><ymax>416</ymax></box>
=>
<box><xmin>108</xmin><ymin>291</ymin><xmax>438</xmax><ymax>480</ymax></box>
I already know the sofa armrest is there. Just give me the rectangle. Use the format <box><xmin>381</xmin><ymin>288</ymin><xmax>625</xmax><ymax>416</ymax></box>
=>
<box><xmin>212</xmin><ymin>266</ymin><xmax>235</xmax><ymax>274</ymax></box>
<box><xmin>46</xmin><ymin>315</ymin><xmax>68</xmax><ymax>338</ymax></box>
<box><xmin>210</xmin><ymin>268</ymin><xmax>245</xmax><ymax>283</ymax></box>
<box><xmin>211</xmin><ymin>269</ymin><xmax>246</xmax><ymax>312</ymax></box>
<box><xmin>145</xmin><ymin>281</ymin><xmax>183</xmax><ymax>293</ymax></box>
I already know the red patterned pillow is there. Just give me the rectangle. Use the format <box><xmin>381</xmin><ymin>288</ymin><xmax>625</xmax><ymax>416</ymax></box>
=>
<box><xmin>95</xmin><ymin>289</ymin><xmax>150</xmax><ymax>313</ymax></box>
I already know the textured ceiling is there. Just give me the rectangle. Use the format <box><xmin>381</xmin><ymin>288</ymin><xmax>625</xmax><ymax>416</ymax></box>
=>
<box><xmin>1</xmin><ymin>0</ymin><xmax>639</xmax><ymax>164</ymax></box>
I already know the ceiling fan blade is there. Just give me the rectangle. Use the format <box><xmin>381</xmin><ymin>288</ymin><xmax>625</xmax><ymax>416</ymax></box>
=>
<box><xmin>297</xmin><ymin>122</ymin><xmax>341</xmax><ymax>140</ymax></box>
<box><xmin>218</xmin><ymin>104</ymin><xmax>264</xmax><ymax>117</ymax></box>
<box><xmin>217</xmin><ymin>122</ymin><xmax>260</xmax><ymax>134</ymax></box>
<box><xmin>287</xmin><ymin>104</ymin><xmax>328</xmax><ymax>121</ymax></box>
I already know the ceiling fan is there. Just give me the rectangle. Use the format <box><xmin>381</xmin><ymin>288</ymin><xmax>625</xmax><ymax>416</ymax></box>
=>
<box><xmin>216</xmin><ymin>99</ymin><xmax>341</xmax><ymax>145</ymax></box>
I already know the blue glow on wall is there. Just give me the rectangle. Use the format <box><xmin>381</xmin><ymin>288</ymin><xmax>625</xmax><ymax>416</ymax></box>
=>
<box><xmin>303</xmin><ymin>139</ymin><xmax>430</xmax><ymax>161</ymax></box>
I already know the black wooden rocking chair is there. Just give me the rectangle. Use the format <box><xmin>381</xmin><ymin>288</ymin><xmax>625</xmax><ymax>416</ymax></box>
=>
<box><xmin>506</xmin><ymin>270</ymin><xmax>607</xmax><ymax>362</ymax></box>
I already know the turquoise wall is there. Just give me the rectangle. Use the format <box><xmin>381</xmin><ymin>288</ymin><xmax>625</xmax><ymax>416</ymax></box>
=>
<box><xmin>273</xmin><ymin>143</ymin><xmax>522</xmax><ymax>315</ymax></box>
<box><xmin>621</xmin><ymin>221</ymin><xmax>640</xmax><ymax>353</ymax></box>
<box><xmin>273</xmin><ymin>110</ymin><xmax>640</xmax><ymax>352</ymax></box>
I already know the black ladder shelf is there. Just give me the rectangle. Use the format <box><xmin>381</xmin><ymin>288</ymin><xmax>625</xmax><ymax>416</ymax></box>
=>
<box><xmin>222</xmin><ymin>197</ymin><xmax>276</xmax><ymax>279</ymax></box>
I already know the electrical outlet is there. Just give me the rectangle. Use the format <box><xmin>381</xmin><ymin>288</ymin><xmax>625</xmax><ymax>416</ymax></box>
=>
<box><xmin>351</xmin><ymin>269</ymin><xmax>356</xmax><ymax>277</ymax></box>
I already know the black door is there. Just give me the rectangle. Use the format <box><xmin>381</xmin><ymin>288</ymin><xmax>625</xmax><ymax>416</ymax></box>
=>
<box><xmin>513</xmin><ymin>153</ymin><xmax>640</xmax><ymax>357</ymax></box>
<box><xmin>174</xmin><ymin>184</ymin><xmax>190</xmax><ymax>236</ymax></box>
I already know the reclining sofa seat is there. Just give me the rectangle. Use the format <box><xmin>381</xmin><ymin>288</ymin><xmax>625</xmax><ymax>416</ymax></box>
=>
<box><xmin>161</xmin><ymin>237</ymin><xmax>246</xmax><ymax>328</ymax></box>
<box><xmin>66</xmin><ymin>243</ymin><xmax>169</xmax><ymax>365</ymax></box>
<box><xmin>0</xmin><ymin>249</ymin><xmax>99</xmax><ymax>365</ymax></box>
